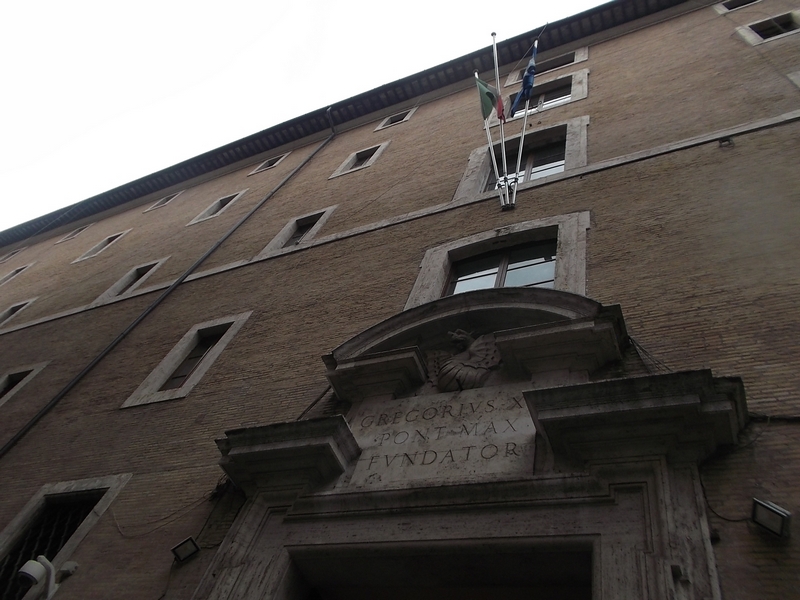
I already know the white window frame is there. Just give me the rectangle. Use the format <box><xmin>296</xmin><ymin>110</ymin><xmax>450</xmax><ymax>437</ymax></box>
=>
<box><xmin>121</xmin><ymin>311</ymin><xmax>252</xmax><ymax>408</ymax></box>
<box><xmin>329</xmin><ymin>142</ymin><xmax>391</xmax><ymax>179</ymax></box>
<box><xmin>256</xmin><ymin>206</ymin><xmax>338</xmax><ymax>259</ymax></box>
<box><xmin>0</xmin><ymin>298</ymin><xmax>37</xmax><ymax>328</ymax></box>
<box><xmin>404</xmin><ymin>211</ymin><xmax>590</xmax><ymax>310</ymax></box>
<box><xmin>0</xmin><ymin>361</ymin><xmax>48</xmax><ymax>409</ymax></box>
<box><xmin>374</xmin><ymin>107</ymin><xmax>418</xmax><ymax>131</ymax></box>
<box><xmin>736</xmin><ymin>11</ymin><xmax>800</xmax><ymax>45</ymax></box>
<box><xmin>187</xmin><ymin>190</ymin><xmax>248</xmax><ymax>226</ymax></box>
<box><xmin>504</xmin><ymin>47</ymin><xmax>588</xmax><ymax>87</ymax></box>
<box><xmin>144</xmin><ymin>191</ymin><xmax>183</xmax><ymax>213</ymax></box>
<box><xmin>713</xmin><ymin>0</ymin><xmax>762</xmax><ymax>14</ymax></box>
<box><xmin>72</xmin><ymin>230</ymin><xmax>132</xmax><ymax>263</ymax></box>
<box><xmin>0</xmin><ymin>263</ymin><xmax>34</xmax><ymax>287</ymax></box>
<box><xmin>0</xmin><ymin>247</ymin><xmax>26</xmax><ymax>263</ymax></box>
<box><xmin>91</xmin><ymin>258</ymin><xmax>169</xmax><ymax>307</ymax></box>
<box><xmin>492</xmin><ymin>69</ymin><xmax>589</xmax><ymax>126</ymax></box>
<box><xmin>248</xmin><ymin>152</ymin><xmax>290</xmax><ymax>175</ymax></box>
<box><xmin>0</xmin><ymin>473</ymin><xmax>131</xmax><ymax>600</ymax></box>
<box><xmin>56</xmin><ymin>224</ymin><xmax>93</xmax><ymax>244</ymax></box>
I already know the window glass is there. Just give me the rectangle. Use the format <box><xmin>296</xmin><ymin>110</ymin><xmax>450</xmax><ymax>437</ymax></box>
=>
<box><xmin>448</xmin><ymin>241</ymin><xmax>556</xmax><ymax>295</ymax></box>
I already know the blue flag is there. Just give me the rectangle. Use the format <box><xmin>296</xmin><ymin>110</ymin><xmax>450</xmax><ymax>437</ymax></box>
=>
<box><xmin>509</xmin><ymin>41</ymin><xmax>538</xmax><ymax>118</ymax></box>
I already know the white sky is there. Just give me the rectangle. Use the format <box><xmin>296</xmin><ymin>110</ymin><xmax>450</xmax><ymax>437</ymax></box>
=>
<box><xmin>0</xmin><ymin>0</ymin><xmax>608</xmax><ymax>232</ymax></box>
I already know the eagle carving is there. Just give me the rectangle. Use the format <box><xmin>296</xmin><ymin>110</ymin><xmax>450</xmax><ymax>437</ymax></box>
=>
<box><xmin>427</xmin><ymin>329</ymin><xmax>501</xmax><ymax>392</ymax></box>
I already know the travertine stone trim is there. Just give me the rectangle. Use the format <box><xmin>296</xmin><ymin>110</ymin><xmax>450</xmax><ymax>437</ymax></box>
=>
<box><xmin>788</xmin><ymin>70</ymin><xmax>800</xmax><ymax>88</ymax></box>
<box><xmin>0</xmin><ymin>361</ymin><xmax>49</xmax><ymax>409</ymax></box>
<box><xmin>0</xmin><ymin>473</ymin><xmax>132</xmax><ymax>600</ymax></box>
<box><xmin>256</xmin><ymin>205</ymin><xmax>338</xmax><ymax>260</ymax></box>
<box><xmin>329</xmin><ymin>141</ymin><xmax>391</xmax><ymax>179</ymax></box>
<box><xmin>121</xmin><ymin>311</ymin><xmax>252</xmax><ymax>408</ymax></box>
<box><xmin>91</xmin><ymin>257</ymin><xmax>169</xmax><ymax>307</ymax></box>
<box><xmin>404</xmin><ymin>211</ymin><xmax>590</xmax><ymax>309</ymax></box>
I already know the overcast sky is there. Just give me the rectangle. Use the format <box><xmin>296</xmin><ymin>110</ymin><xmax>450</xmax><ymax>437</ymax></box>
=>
<box><xmin>0</xmin><ymin>0</ymin><xmax>608</xmax><ymax>233</ymax></box>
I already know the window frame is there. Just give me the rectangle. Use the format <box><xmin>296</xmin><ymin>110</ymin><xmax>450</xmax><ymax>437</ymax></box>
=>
<box><xmin>187</xmin><ymin>190</ymin><xmax>248</xmax><ymax>226</ymax></box>
<box><xmin>374</xmin><ymin>107</ymin><xmax>418</xmax><ymax>131</ymax></box>
<box><xmin>91</xmin><ymin>258</ymin><xmax>169</xmax><ymax>307</ymax></box>
<box><xmin>56</xmin><ymin>224</ymin><xmax>93</xmax><ymax>244</ymax></box>
<box><xmin>121</xmin><ymin>311</ymin><xmax>252</xmax><ymax>408</ymax></box>
<box><xmin>504</xmin><ymin>47</ymin><xmax>588</xmax><ymax>87</ymax></box>
<box><xmin>0</xmin><ymin>361</ymin><xmax>48</xmax><ymax>409</ymax></box>
<box><xmin>0</xmin><ymin>263</ymin><xmax>34</xmax><ymax>287</ymax></box>
<box><xmin>248</xmin><ymin>152</ymin><xmax>290</xmax><ymax>175</ymax></box>
<box><xmin>0</xmin><ymin>298</ymin><xmax>37</xmax><ymax>328</ymax></box>
<box><xmin>492</xmin><ymin>69</ymin><xmax>589</xmax><ymax>126</ymax></box>
<box><xmin>144</xmin><ymin>191</ymin><xmax>183</xmax><ymax>213</ymax></box>
<box><xmin>713</xmin><ymin>0</ymin><xmax>761</xmax><ymax>13</ymax></box>
<box><xmin>256</xmin><ymin>206</ymin><xmax>338</xmax><ymax>259</ymax></box>
<box><xmin>72</xmin><ymin>230</ymin><xmax>132</xmax><ymax>263</ymax></box>
<box><xmin>329</xmin><ymin>142</ymin><xmax>391</xmax><ymax>179</ymax></box>
<box><xmin>736</xmin><ymin>11</ymin><xmax>800</xmax><ymax>44</ymax></box>
<box><xmin>0</xmin><ymin>474</ymin><xmax>131</xmax><ymax>600</ymax></box>
<box><xmin>404</xmin><ymin>211</ymin><xmax>590</xmax><ymax>310</ymax></box>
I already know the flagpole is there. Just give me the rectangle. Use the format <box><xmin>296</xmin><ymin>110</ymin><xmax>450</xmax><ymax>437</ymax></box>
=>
<box><xmin>511</xmin><ymin>37</ymin><xmax>540</xmax><ymax>208</ymax></box>
<box><xmin>491</xmin><ymin>32</ymin><xmax>511</xmax><ymax>210</ymax></box>
<box><xmin>474</xmin><ymin>72</ymin><xmax>507</xmax><ymax>208</ymax></box>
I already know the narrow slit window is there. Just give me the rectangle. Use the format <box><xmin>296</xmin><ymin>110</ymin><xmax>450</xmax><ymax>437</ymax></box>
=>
<box><xmin>0</xmin><ymin>369</ymin><xmax>33</xmax><ymax>400</ymax></box>
<box><xmin>249</xmin><ymin>153</ymin><xmax>289</xmax><ymax>175</ymax></box>
<box><xmin>0</xmin><ymin>265</ymin><xmax>29</xmax><ymax>286</ymax></box>
<box><xmin>117</xmin><ymin>263</ymin><xmax>156</xmax><ymax>296</ymax></box>
<box><xmin>146</xmin><ymin>192</ymin><xmax>182</xmax><ymax>212</ymax></box>
<box><xmin>0</xmin><ymin>300</ymin><xmax>32</xmax><ymax>326</ymax></box>
<box><xmin>57</xmin><ymin>225</ymin><xmax>92</xmax><ymax>243</ymax></box>
<box><xmin>0</xmin><ymin>248</ymin><xmax>24</xmax><ymax>263</ymax></box>
<box><xmin>76</xmin><ymin>231</ymin><xmax>128</xmax><ymax>261</ymax></box>
<box><xmin>159</xmin><ymin>325</ymin><xmax>231</xmax><ymax>391</ymax></box>
<box><xmin>189</xmin><ymin>191</ymin><xmax>246</xmax><ymax>224</ymax></box>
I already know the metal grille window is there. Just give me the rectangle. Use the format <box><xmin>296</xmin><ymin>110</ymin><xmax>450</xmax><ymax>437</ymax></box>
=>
<box><xmin>0</xmin><ymin>490</ymin><xmax>105</xmax><ymax>600</ymax></box>
<box><xmin>159</xmin><ymin>325</ymin><xmax>231</xmax><ymax>391</ymax></box>
<box><xmin>486</xmin><ymin>141</ymin><xmax>566</xmax><ymax>191</ymax></box>
<box><xmin>446</xmin><ymin>240</ymin><xmax>557</xmax><ymax>296</ymax></box>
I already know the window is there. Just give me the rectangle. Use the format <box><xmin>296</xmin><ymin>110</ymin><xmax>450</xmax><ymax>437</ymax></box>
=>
<box><xmin>91</xmin><ymin>258</ymin><xmax>167</xmax><ymax>306</ymax></box>
<box><xmin>404</xmin><ymin>212</ymin><xmax>590</xmax><ymax>310</ymax></box>
<box><xmin>446</xmin><ymin>240</ymin><xmax>557</xmax><ymax>296</ymax></box>
<box><xmin>509</xmin><ymin>81</ymin><xmax>572</xmax><ymax>116</ymax></box>
<box><xmin>144</xmin><ymin>191</ymin><xmax>182</xmax><ymax>213</ymax></box>
<box><xmin>718</xmin><ymin>0</ymin><xmax>760</xmax><ymax>10</ymax></box>
<box><xmin>504</xmin><ymin>47</ymin><xmax>588</xmax><ymax>86</ymax></box>
<box><xmin>249</xmin><ymin>153</ymin><xmax>290</xmax><ymax>175</ymax></box>
<box><xmin>0</xmin><ymin>363</ymin><xmax>47</xmax><ymax>410</ymax></box>
<box><xmin>738</xmin><ymin>11</ymin><xmax>800</xmax><ymax>44</ymax></box>
<box><xmin>374</xmin><ymin>107</ymin><xmax>417</xmax><ymax>131</ymax></box>
<box><xmin>73</xmin><ymin>230</ymin><xmax>131</xmax><ymax>262</ymax></box>
<box><xmin>0</xmin><ymin>265</ymin><xmax>31</xmax><ymax>287</ymax></box>
<box><xmin>256</xmin><ymin>206</ymin><xmax>337</xmax><ymax>259</ymax></box>
<box><xmin>329</xmin><ymin>142</ymin><xmax>391</xmax><ymax>179</ymax></box>
<box><xmin>122</xmin><ymin>312</ymin><xmax>251</xmax><ymax>408</ymax></box>
<box><xmin>187</xmin><ymin>190</ymin><xmax>248</xmax><ymax>225</ymax></box>
<box><xmin>0</xmin><ymin>299</ymin><xmax>35</xmax><ymax>327</ymax></box>
<box><xmin>56</xmin><ymin>224</ymin><xmax>92</xmax><ymax>244</ymax></box>
<box><xmin>0</xmin><ymin>248</ymin><xmax>25</xmax><ymax>264</ymax></box>
<box><xmin>486</xmin><ymin>140</ymin><xmax>566</xmax><ymax>191</ymax></box>
<box><xmin>0</xmin><ymin>474</ymin><xmax>130</xmax><ymax>600</ymax></box>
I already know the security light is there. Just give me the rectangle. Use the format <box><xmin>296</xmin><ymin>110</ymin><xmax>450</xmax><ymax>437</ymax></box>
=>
<box><xmin>171</xmin><ymin>537</ymin><xmax>200</xmax><ymax>562</ymax></box>
<box><xmin>752</xmin><ymin>498</ymin><xmax>791</xmax><ymax>537</ymax></box>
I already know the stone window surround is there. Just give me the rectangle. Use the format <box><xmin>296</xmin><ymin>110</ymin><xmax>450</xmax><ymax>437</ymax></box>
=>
<box><xmin>0</xmin><ymin>262</ymin><xmax>35</xmax><ymax>287</ymax></box>
<box><xmin>329</xmin><ymin>141</ymin><xmax>391</xmax><ymax>179</ymax></box>
<box><xmin>72</xmin><ymin>229</ymin><xmax>132</xmax><ymax>263</ymax></box>
<box><xmin>404</xmin><ymin>211</ymin><xmax>590</xmax><ymax>310</ymax></box>
<box><xmin>713</xmin><ymin>0</ymin><xmax>761</xmax><ymax>14</ymax></box>
<box><xmin>248</xmin><ymin>152</ymin><xmax>291</xmax><ymax>176</ymax></box>
<box><xmin>187</xmin><ymin>189</ymin><xmax>248</xmax><ymax>226</ymax></box>
<box><xmin>374</xmin><ymin>107</ymin><xmax>418</xmax><ymax>131</ymax></box>
<box><xmin>0</xmin><ymin>473</ymin><xmax>131</xmax><ymax>600</ymax></box>
<box><xmin>256</xmin><ymin>206</ymin><xmax>338</xmax><ymax>260</ymax></box>
<box><xmin>492</xmin><ymin>68</ymin><xmax>589</xmax><ymax>126</ymax></box>
<box><xmin>144</xmin><ymin>191</ymin><xmax>184</xmax><ymax>213</ymax></box>
<box><xmin>0</xmin><ymin>298</ymin><xmax>37</xmax><ymax>328</ymax></box>
<box><xmin>0</xmin><ymin>247</ymin><xmax>27</xmax><ymax>263</ymax></box>
<box><xmin>0</xmin><ymin>361</ymin><xmax>48</xmax><ymax>409</ymax></box>
<box><xmin>453</xmin><ymin>116</ymin><xmax>589</xmax><ymax>206</ymax></box>
<box><xmin>736</xmin><ymin>10</ymin><xmax>800</xmax><ymax>45</ymax></box>
<box><xmin>504</xmin><ymin>47</ymin><xmax>588</xmax><ymax>87</ymax></box>
<box><xmin>90</xmin><ymin>257</ymin><xmax>169</xmax><ymax>307</ymax></box>
<box><xmin>56</xmin><ymin>224</ymin><xmax>93</xmax><ymax>244</ymax></box>
<box><xmin>121</xmin><ymin>311</ymin><xmax>252</xmax><ymax>408</ymax></box>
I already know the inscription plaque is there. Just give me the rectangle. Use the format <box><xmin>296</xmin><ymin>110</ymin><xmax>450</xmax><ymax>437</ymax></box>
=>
<box><xmin>345</xmin><ymin>387</ymin><xmax>535</xmax><ymax>489</ymax></box>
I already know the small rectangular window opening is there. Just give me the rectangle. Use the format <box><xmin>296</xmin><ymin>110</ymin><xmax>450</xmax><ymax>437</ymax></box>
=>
<box><xmin>750</xmin><ymin>13</ymin><xmax>799</xmax><ymax>39</ymax></box>
<box><xmin>250</xmin><ymin>153</ymin><xmax>289</xmax><ymax>175</ymax></box>
<box><xmin>722</xmin><ymin>0</ymin><xmax>758</xmax><ymax>9</ymax></box>
<box><xmin>282</xmin><ymin>214</ymin><xmax>322</xmax><ymax>248</ymax></box>
<box><xmin>159</xmin><ymin>324</ymin><xmax>231</xmax><ymax>391</ymax></box>
<box><xmin>0</xmin><ymin>266</ymin><xmax>28</xmax><ymax>286</ymax></box>
<box><xmin>58</xmin><ymin>225</ymin><xmax>91</xmax><ymax>243</ymax></box>
<box><xmin>0</xmin><ymin>302</ymin><xmax>30</xmax><ymax>326</ymax></box>
<box><xmin>0</xmin><ymin>489</ymin><xmax>105</xmax><ymax>599</ymax></box>
<box><xmin>117</xmin><ymin>264</ymin><xmax>156</xmax><ymax>296</ymax></box>
<box><xmin>147</xmin><ymin>192</ymin><xmax>181</xmax><ymax>212</ymax></box>
<box><xmin>0</xmin><ymin>249</ymin><xmax>23</xmax><ymax>263</ymax></box>
<box><xmin>78</xmin><ymin>232</ymin><xmax>125</xmax><ymax>261</ymax></box>
<box><xmin>351</xmin><ymin>147</ymin><xmax>378</xmax><ymax>170</ymax></box>
<box><xmin>510</xmin><ymin>82</ymin><xmax>572</xmax><ymax>118</ymax></box>
<box><xmin>0</xmin><ymin>370</ymin><xmax>33</xmax><ymax>399</ymax></box>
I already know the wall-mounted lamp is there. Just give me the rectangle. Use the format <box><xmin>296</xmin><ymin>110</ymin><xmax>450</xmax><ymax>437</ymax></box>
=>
<box><xmin>171</xmin><ymin>537</ymin><xmax>200</xmax><ymax>563</ymax></box>
<box><xmin>752</xmin><ymin>498</ymin><xmax>791</xmax><ymax>538</ymax></box>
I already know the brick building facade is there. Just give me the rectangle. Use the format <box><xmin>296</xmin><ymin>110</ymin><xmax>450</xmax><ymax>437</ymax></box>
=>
<box><xmin>0</xmin><ymin>0</ymin><xmax>798</xmax><ymax>598</ymax></box>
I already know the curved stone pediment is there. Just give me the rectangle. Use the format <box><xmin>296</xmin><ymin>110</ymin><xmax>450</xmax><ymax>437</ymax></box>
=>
<box><xmin>323</xmin><ymin>288</ymin><xmax>627</xmax><ymax>401</ymax></box>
